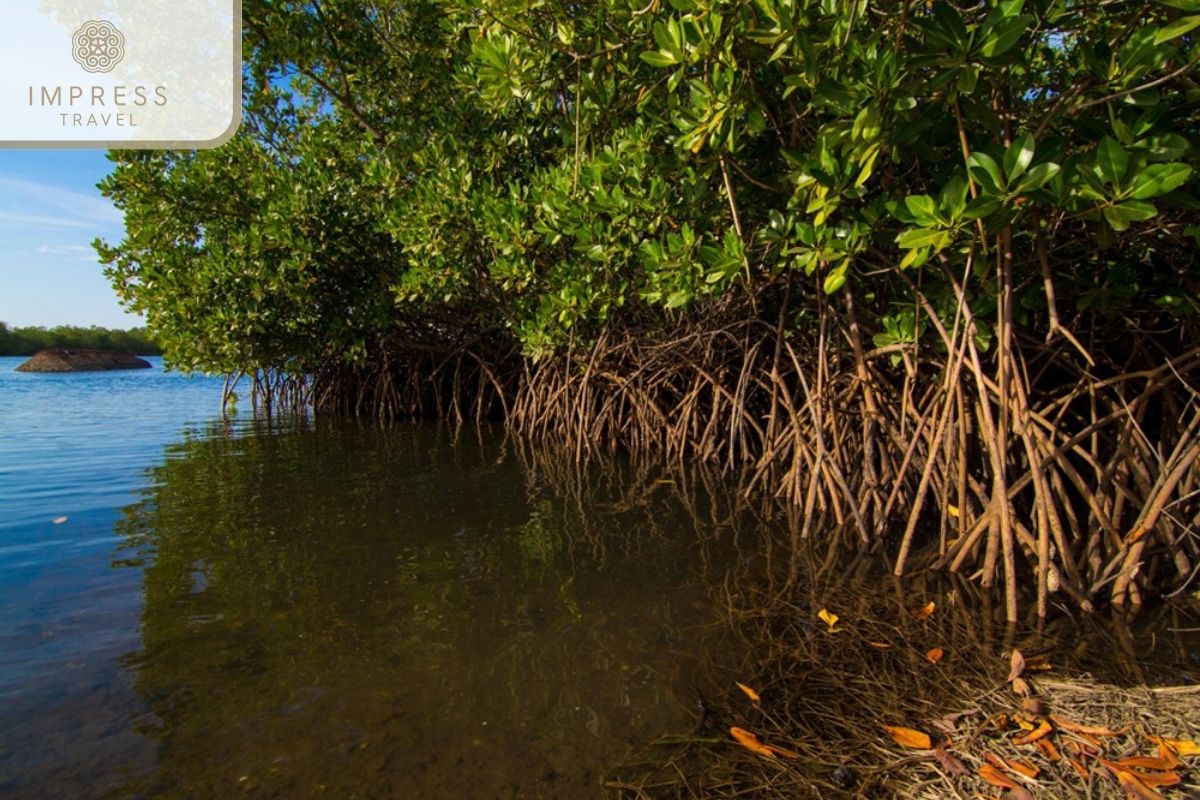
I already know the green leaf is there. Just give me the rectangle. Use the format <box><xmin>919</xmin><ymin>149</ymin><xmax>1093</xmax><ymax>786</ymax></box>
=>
<box><xmin>897</xmin><ymin>227</ymin><xmax>951</xmax><ymax>250</ymax></box>
<box><xmin>1096</xmin><ymin>137</ymin><xmax>1130</xmax><ymax>188</ymax></box>
<box><xmin>967</xmin><ymin>152</ymin><xmax>1004</xmax><ymax>193</ymax></box>
<box><xmin>823</xmin><ymin>264</ymin><xmax>848</xmax><ymax>294</ymax></box>
<box><xmin>904</xmin><ymin>195</ymin><xmax>938</xmax><ymax>225</ymax></box>
<box><xmin>640</xmin><ymin>51</ymin><xmax>678</xmax><ymax>67</ymax></box>
<box><xmin>1102</xmin><ymin>200</ymin><xmax>1158</xmax><ymax>231</ymax></box>
<box><xmin>1015</xmin><ymin>162</ymin><xmax>1060</xmax><ymax>193</ymax></box>
<box><xmin>1003</xmin><ymin>134</ymin><xmax>1035</xmax><ymax>182</ymax></box>
<box><xmin>979</xmin><ymin>15</ymin><xmax>1032</xmax><ymax>57</ymax></box>
<box><xmin>1154</xmin><ymin>14</ymin><xmax>1200</xmax><ymax>43</ymax></box>
<box><xmin>1129</xmin><ymin>163</ymin><xmax>1193</xmax><ymax>199</ymax></box>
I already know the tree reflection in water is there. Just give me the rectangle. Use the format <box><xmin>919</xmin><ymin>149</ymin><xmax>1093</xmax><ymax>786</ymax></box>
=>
<box><xmin>112</xmin><ymin>419</ymin><xmax>739</xmax><ymax>797</ymax></box>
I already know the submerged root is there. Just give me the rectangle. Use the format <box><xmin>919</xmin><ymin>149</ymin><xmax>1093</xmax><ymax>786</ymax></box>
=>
<box><xmin>604</xmin><ymin>579</ymin><xmax>1200</xmax><ymax>799</ymax></box>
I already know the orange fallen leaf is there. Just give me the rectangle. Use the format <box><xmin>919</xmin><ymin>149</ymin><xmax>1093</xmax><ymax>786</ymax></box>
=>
<box><xmin>881</xmin><ymin>725</ymin><xmax>932</xmax><ymax>750</ymax></box>
<box><xmin>1011</xmin><ymin>676</ymin><xmax>1031</xmax><ymax>696</ymax></box>
<box><xmin>1124</xmin><ymin>770</ymin><xmax>1182</xmax><ymax>788</ymax></box>
<box><xmin>1150</xmin><ymin>736</ymin><xmax>1200</xmax><ymax>757</ymax></box>
<box><xmin>909</xmin><ymin>601</ymin><xmax>936</xmax><ymax>619</ymax></box>
<box><xmin>978</xmin><ymin>763</ymin><xmax>1019</xmax><ymax>790</ymax></box>
<box><xmin>730</xmin><ymin>727</ymin><xmax>776</xmax><ymax>758</ymax></box>
<box><xmin>1004</xmin><ymin>757</ymin><xmax>1039</xmax><ymax>779</ymax></box>
<box><xmin>1050</xmin><ymin>716</ymin><xmax>1123</xmax><ymax>736</ymax></box>
<box><xmin>1012</xmin><ymin>719</ymin><xmax>1052</xmax><ymax>746</ymax></box>
<box><xmin>1007</xmin><ymin>649</ymin><xmax>1026</xmax><ymax>682</ymax></box>
<box><xmin>1155</xmin><ymin>742</ymin><xmax>1182</xmax><ymax>768</ymax></box>
<box><xmin>1116</xmin><ymin>769</ymin><xmax>1165</xmax><ymax>800</ymax></box>
<box><xmin>1035</xmin><ymin>737</ymin><xmax>1061</xmax><ymax>762</ymax></box>
<box><xmin>1116</xmin><ymin>756</ymin><xmax>1178</xmax><ymax>772</ymax></box>
<box><xmin>1065</xmin><ymin>739</ymin><xmax>1099</xmax><ymax>757</ymax></box>
<box><xmin>762</xmin><ymin>742</ymin><xmax>799</xmax><ymax>759</ymax></box>
<box><xmin>1068</xmin><ymin>755</ymin><xmax>1089</xmax><ymax>781</ymax></box>
<box><xmin>735</xmin><ymin>682</ymin><xmax>760</xmax><ymax>704</ymax></box>
<box><xmin>925</xmin><ymin>647</ymin><xmax>944</xmax><ymax>663</ymax></box>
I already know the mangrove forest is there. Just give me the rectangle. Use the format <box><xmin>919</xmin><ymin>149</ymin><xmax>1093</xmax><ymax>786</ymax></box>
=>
<box><xmin>98</xmin><ymin>0</ymin><xmax>1200</xmax><ymax>625</ymax></box>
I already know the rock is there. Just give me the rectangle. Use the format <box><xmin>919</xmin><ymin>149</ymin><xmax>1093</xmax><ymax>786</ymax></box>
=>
<box><xmin>15</xmin><ymin>348</ymin><xmax>152</xmax><ymax>373</ymax></box>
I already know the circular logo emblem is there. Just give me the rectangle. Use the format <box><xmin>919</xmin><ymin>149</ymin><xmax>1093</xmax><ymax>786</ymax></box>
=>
<box><xmin>72</xmin><ymin>20</ymin><xmax>126</xmax><ymax>74</ymax></box>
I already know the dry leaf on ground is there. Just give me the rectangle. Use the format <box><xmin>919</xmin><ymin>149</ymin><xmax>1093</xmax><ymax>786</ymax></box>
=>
<box><xmin>735</xmin><ymin>682</ymin><xmax>760</xmax><ymax>703</ymax></box>
<box><xmin>881</xmin><ymin>725</ymin><xmax>932</xmax><ymax>750</ymax></box>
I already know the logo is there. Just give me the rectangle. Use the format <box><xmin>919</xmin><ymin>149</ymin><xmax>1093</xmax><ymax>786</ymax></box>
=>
<box><xmin>71</xmin><ymin>20</ymin><xmax>126</xmax><ymax>74</ymax></box>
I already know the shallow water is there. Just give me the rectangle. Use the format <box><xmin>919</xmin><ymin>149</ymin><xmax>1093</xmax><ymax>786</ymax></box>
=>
<box><xmin>2</xmin><ymin>357</ymin><xmax>1196</xmax><ymax>798</ymax></box>
<box><xmin>0</xmin><ymin>358</ymin><xmax>738</xmax><ymax>798</ymax></box>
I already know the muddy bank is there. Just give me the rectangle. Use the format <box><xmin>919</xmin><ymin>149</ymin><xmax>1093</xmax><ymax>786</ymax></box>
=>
<box><xmin>15</xmin><ymin>349</ymin><xmax>151</xmax><ymax>373</ymax></box>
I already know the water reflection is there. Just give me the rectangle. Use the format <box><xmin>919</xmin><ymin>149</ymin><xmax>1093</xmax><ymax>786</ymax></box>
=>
<box><xmin>108</xmin><ymin>420</ymin><xmax>736</xmax><ymax>798</ymax></box>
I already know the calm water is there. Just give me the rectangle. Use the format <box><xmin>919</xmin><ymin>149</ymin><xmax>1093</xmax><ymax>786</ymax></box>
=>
<box><xmin>0</xmin><ymin>358</ymin><xmax>739</xmax><ymax>798</ymax></box>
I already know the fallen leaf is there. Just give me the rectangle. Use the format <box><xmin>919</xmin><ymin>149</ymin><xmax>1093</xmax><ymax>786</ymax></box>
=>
<box><xmin>1011</xmin><ymin>676</ymin><xmax>1031</xmax><ymax>696</ymax></box>
<box><xmin>933</xmin><ymin>742</ymin><xmax>968</xmax><ymax>776</ymax></box>
<box><xmin>1065</xmin><ymin>739</ymin><xmax>1099</xmax><ymax>757</ymax></box>
<box><xmin>730</xmin><ymin>727</ymin><xmax>775</xmax><ymax>758</ymax></box>
<box><xmin>867</xmin><ymin>640</ymin><xmax>892</xmax><ymax>649</ymax></box>
<box><xmin>1035</xmin><ymin>737</ymin><xmax>1061</xmax><ymax>762</ymax></box>
<box><xmin>1123</xmin><ymin>770</ymin><xmax>1182</xmax><ymax>788</ymax></box>
<box><xmin>947</xmin><ymin>503</ymin><xmax>959</xmax><ymax>518</ymax></box>
<box><xmin>881</xmin><ymin>725</ymin><xmax>932</xmax><ymax>750</ymax></box>
<box><xmin>1150</xmin><ymin>736</ymin><xmax>1200</xmax><ymax>757</ymax></box>
<box><xmin>1007</xmin><ymin>649</ymin><xmax>1026</xmax><ymax>682</ymax></box>
<box><xmin>1154</xmin><ymin>742</ymin><xmax>1182</xmax><ymax>768</ymax></box>
<box><xmin>817</xmin><ymin>608</ymin><xmax>840</xmax><ymax>632</ymax></box>
<box><xmin>1067</xmin><ymin>755</ymin><xmax>1089</xmax><ymax>781</ymax></box>
<box><xmin>926</xmin><ymin>647</ymin><xmax>944</xmax><ymax>663</ymax></box>
<box><xmin>1116</xmin><ymin>756</ymin><xmax>1178</xmax><ymax>772</ymax></box>
<box><xmin>53</xmin><ymin>516</ymin><xmax>67</xmax><ymax>524</ymax></box>
<box><xmin>1116</xmin><ymin>769</ymin><xmax>1165</xmax><ymax>800</ymax></box>
<box><xmin>762</xmin><ymin>742</ymin><xmax>799</xmax><ymax>759</ymax></box>
<box><xmin>735</xmin><ymin>682</ymin><xmax>760</xmax><ymax>704</ymax></box>
<box><xmin>1021</xmin><ymin>697</ymin><xmax>1042</xmax><ymax>715</ymax></box>
<box><xmin>1004</xmin><ymin>758</ymin><xmax>1040</xmax><ymax>779</ymax></box>
<box><xmin>910</xmin><ymin>601</ymin><xmax>936</xmax><ymax>619</ymax></box>
<box><xmin>1012</xmin><ymin>720</ymin><xmax>1052</xmax><ymax>746</ymax></box>
<box><xmin>1050</xmin><ymin>716</ymin><xmax>1123</xmax><ymax>737</ymax></box>
<box><xmin>978</xmin><ymin>763</ymin><xmax>1019</xmax><ymax>790</ymax></box>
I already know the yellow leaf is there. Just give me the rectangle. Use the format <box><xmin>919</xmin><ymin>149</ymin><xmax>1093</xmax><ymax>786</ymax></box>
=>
<box><xmin>1012</xmin><ymin>719</ymin><xmax>1052</xmax><ymax>746</ymax></box>
<box><xmin>817</xmin><ymin>608</ymin><xmax>840</xmax><ymax>632</ymax></box>
<box><xmin>730</xmin><ymin>727</ymin><xmax>775</xmax><ymax>758</ymax></box>
<box><xmin>735</xmin><ymin>682</ymin><xmax>760</xmax><ymax>704</ymax></box>
<box><xmin>925</xmin><ymin>647</ymin><xmax>944</xmax><ymax>663</ymax></box>
<box><xmin>881</xmin><ymin>725</ymin><xmax>932</xmax><ymax>750</ymax></box>
<box><xmin>1150</xmin><ymin>736</ymin><xmax>1200</xmax><ymax>757</ymax></box>
<box><xmin>909</xmin><ymin>601</ymin><xmax>936</xmax><ymax>619</ymax></box>
<box><xmin>947</xmin><ymin>504</ymin><xmax>959</xmax><ymax>518</ymax></box>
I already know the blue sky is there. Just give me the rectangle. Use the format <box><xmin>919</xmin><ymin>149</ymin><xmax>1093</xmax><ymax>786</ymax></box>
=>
<box><xmin>0</xmin><ymin>150</ymin><xmax>138</xmax><ymax>328</ymax></box>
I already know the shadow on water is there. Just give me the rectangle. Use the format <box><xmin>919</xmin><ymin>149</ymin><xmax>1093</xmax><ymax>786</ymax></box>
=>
<box><xmin>97</xmin><ymin>419</ymin><xmax>749</xmax><ymax>799</ymax></box>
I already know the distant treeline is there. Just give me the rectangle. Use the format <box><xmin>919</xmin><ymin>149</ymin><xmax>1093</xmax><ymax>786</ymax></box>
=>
<box><xmin>0</xmin><ymin>323</ymin><xmax>161</xmax><ymax>356</ymax></box>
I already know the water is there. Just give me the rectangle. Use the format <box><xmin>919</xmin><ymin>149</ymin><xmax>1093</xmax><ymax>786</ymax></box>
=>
<box><xmin>0</xmin><ymin>358</ymin><xmax>737</xmax><ymax>798</ymax></box>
